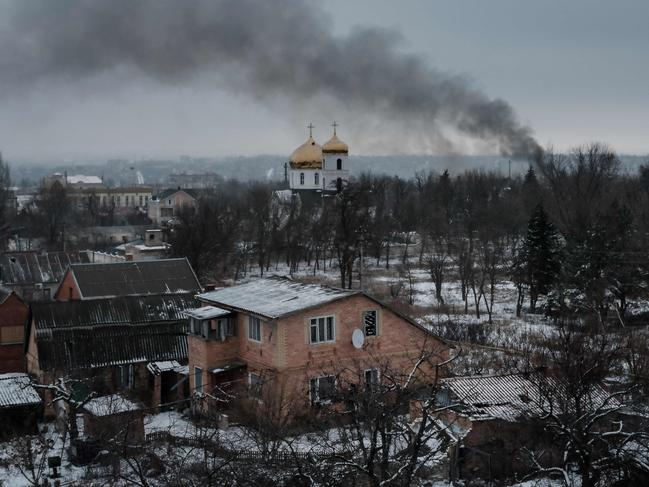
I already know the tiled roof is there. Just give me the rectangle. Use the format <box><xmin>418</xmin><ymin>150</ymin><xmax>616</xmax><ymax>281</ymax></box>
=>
<box><xmin>32</xmin><ymin>293</ymin><xmax>199</xmax><ymax>331</ymax></box>
<box><xmin>0</xmin><ymin>251</ymin><xmax>90</xmax><ymax>286</ymax></box>
<box><xmin>197</xmin><ymin>276</ymin><xmax>358</xmax><ymax>319</ymax></box>
<box><xmin>63</xmin><ymin>258</ymin><xmax>201</xmax><ymax>299</ymax></box>
<box><xmin>0</xmin><ymin>373</ymin><xmax>41</xmax><ymax>408</ymax></box>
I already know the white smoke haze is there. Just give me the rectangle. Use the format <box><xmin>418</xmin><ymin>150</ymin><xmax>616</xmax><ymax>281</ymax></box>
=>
<box><xmin>0</xmin><ymin>0</ymin><xmax>541</xmax><ymax>159</ymax></box>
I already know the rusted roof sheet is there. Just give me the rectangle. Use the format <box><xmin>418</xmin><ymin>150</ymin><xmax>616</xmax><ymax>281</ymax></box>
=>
<box><xmin>0</xmin><ymin>251</ymin><xmax>90</xmax><ymax>286</ymax></box>
<box><xmin>32</xmin><ymin>293</ymin><xmax>198</xmax><ymax>331</ymax></box>
<box><xmin>66</xmin><ymin>258</ymin><xmax>201</xmax><ymax>299</ymax></box>
<box><xmin>37</xmin><ymin>324</ymin><xmax>188</xmax><ymax>370</ymax></box>
<box><xmin>0</xmin><ymin>373</ymin><xmax>41</xmax><ymax>408</ymax></box>
<box><xmin>197</xmin><ymin>276</ymin><xmax>357</xmax><ymax>319</ymax></box>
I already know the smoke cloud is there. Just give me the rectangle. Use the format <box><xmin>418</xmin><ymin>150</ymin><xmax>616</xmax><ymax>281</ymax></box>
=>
<box><xmin>0</xmin><ymin>0</ymin><xmax>541</xmax><ymax>158</ymax></box>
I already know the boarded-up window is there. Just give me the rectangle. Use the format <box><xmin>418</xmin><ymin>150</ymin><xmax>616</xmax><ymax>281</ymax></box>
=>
<box><xmin>363</xmin><ymin>310</ymin><xmax>378</xmax><ymax>337</ymax></box>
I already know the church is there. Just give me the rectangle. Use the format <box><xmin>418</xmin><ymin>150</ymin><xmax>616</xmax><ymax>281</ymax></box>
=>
<box><xmin>287</xmin><ymin>122</ymin><xmax>350</xmax><ymax>194</ymax></box>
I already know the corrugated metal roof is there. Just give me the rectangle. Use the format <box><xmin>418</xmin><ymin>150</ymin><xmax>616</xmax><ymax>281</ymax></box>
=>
<box><xmin>37</xmin><ymin>324</ymin><xmax>188</xmax><ymax>370</ymax></box>
<box><xmin>0</xmin><ymin>373</ymin><xmax>41</xmax><ymax>408</ymax></box>
<box><xmin>441</xmin><ymin>374</ymin><xmax>616</xmax><ymax>422</ymax></box>
<box><xmin>32</xmin><ymin>293</ymin><xmax>198</xmax><ymax>330</ymax></box>
<box><xmin>197</xmin><ymin>276</ymin><xmax>357</xmax><ymax>319</ymax></box>
<box><xmin>67</xmin><ymin>258</ymin><xmax>201</xmax><ymax>299</ymax></box>
<box><xmin>0</xmin><ymin>251</ymin><xmax>90</xmax><ymax>286</ymax></box>
<box><xmin>185</xmin><ymin>305</ymin><xmax>231</xmax><ymax>320</ymax></box>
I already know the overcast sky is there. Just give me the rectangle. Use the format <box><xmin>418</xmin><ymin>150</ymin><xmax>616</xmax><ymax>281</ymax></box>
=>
<box><xmin>0</xmin><ymin>0</ymin><xmax>647</xmax><ymax>162</ymax></box>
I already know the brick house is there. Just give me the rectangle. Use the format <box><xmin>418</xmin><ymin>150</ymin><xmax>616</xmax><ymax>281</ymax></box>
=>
<box><xmin>54</xmin><ymin>258</ymin><xmax>201</xmax><ymax>301</ymax></box>
<box><xmin>187</xmin><ymin>277</ymin><xmax>451</xmax><ymax>419</ymax></box>
<box><xmin>0</xmin><ymin>287</ymin><xmax>28</xmax><ymax>373</ymax></box>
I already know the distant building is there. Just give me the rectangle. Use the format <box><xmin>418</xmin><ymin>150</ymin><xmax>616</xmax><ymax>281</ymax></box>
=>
<box><xmin>168</xmin><ymin>172</ymin><xmax>222</xmax><ymax>189</ymax></box>
<box><xmin>147</xmin><ymin>188</ymin><xmax>198</xmax><ymax>225</ymax></box>
<box><xmin>117</xmin><ymin>229</ymin><xmax>171</xmax><ymax>261</ymax></box>
<box><xmin>41</xmin><ymin>172</ymin><xmax>152</xmax><ymax>213</ymax></box>
<box><xmin>287</xmin><ymin>122</ymin><xmax>350</xmax><ymax>194</ymax></box>
<box><xmin>54</xmin><ymin>257</ymin><xmax>201</xmax><ymax>301</ymax></box>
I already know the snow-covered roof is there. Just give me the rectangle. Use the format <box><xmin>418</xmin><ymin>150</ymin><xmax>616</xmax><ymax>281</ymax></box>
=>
<box><xmin>197</xmin><ymin>277</ymin><xmax>358</xmax><ymax>319</ymax></box>
<box><xmin>442</xmin><ymin>373</ymin><xmax>617</xmax><ymax>422</ymax></box>
<box><xmin>66</xmin><ymin>175</ymin><xmax>102</xmax><ymax>185</ymax></box>
<box><xmin>185</xmin><ymin>305</ymin><xmax>231</xmax><ymax>320</ymax></box>
<box><xmin>83</xmin><ymin>394</ymin><xmax>142</xmax><ymax>417</ymax></box>
<box><xmin>0</xmin><ymin>373</ymin><xmax>42</xmax><ymax>408</ymax></box>
<box><xmin>147</xmin><ymin>360</ymin><xmax>182</xmax><ymax>375</ymax></box>
<box><xmin>442</xmin><ymin>374</ymin><xmax>548</xmax><ymax>422</ymax></box>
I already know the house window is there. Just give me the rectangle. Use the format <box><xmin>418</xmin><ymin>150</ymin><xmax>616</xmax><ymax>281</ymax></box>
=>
<box><xmin>190</xmin><ymin>317</ymin><xmax>202</xmax><ymax>336</ymax></box>
<box><xmin>314</xmin><ymin>173</ymin><xmax>319</xmax><ymax>185</ymax></box>
<box><xmin>337</xmin><ymin>158</ymin><xmax>342</xmax><ymax>170</ymax></box>
<box><xmin>116</xmin><ymin>364</ymin><xmax>134</xmax><ymax>389</ymax></box>
<box><xmin>310</xmin><ymin>316</ymin><xmax>335</xmax><ymax>344</ymax></box>
<box><xmin>364</xmin><ymin>369</ymin><xmax>380</xmax><ymax>390</ymax></box>
<box><xmin>310</xmin><ymin>376</ymin><xmax>336</xmax><ymax>405</ymax></box>
<box><xmin>248</xmin><ymin>316</ymin><xmax>261</xmax><ymax>342</ymax></box>
<box><xmin>217</xmin><ymin>318</ymin><xmax>235</xmax><ymax>340</ymax></box>
<box><xmin>139</xmin><ymin>195</ymin><xmax>143</xmax><ymax>206</ymax></box>
<box><xmin>194</xmin><ymin>366</ymin><xmax>203</xmax><ymax>394</ymax></box>
<box><xmin>116</xmin><ymin>196</ymin><xmax>121</xmax><ymax>206</ymax></box>
<box><xmin>363</xmin><ymin>310</ymin><xmax>378</xmax><ymax>337</ymax></box>
<box><xmin>125</xmin><ymin>195</ymin><xmax>129</xmax><ymax>206</ymax></box>
<box><xmin>249</xmin><ymin>372</ymin><xmax>263</xmax><ymax>399</ymax></box>
<box><xmin>300</xmin><ymin>173</ymin><xmax>305</xmax><ymax>185</ymax></box>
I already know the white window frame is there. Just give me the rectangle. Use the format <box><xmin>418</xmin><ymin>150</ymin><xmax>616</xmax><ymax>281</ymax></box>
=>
<box><xmin>248</xmin><ymin>316</ymin><xmax>262</xmax><ymax>342</ymax></box>
<box><xmin>194</xmin><ymin>366</ymin><xmax>203</xmax><ymax>394</ymax></box>
<box><xmin>310</xmin><ymin>375</ymin><xmax>336</xmax><ymax>405</ymax></box>
<box><xmin>300</xmin><ymin>172</ymin><xmax>305</xmax><ymax>185</ymax></box>
<box><xmin>309</xmin><ymin>315</ymin><xmax>335</xmax><ymax>344</ymax></box>
<box><xmin>362</xmin><ymin>309</ymin><xmax>379</xmax><ymax>337</ymax></box>
<box><xmin>314</xmin><ymin>172</ymin><xmax>319</xmax><ymax>185</ymax></box>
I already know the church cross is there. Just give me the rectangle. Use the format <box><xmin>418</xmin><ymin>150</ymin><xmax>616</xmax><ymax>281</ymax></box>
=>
<box><xmin>332</xmin><ymin>120</ymin><xmax>339</xmax><ymax>135</ymax></box>
<box><xmin>307</xmin><ymin>122</ymin><xmax>315</xmax><ymax>138</ymax></box>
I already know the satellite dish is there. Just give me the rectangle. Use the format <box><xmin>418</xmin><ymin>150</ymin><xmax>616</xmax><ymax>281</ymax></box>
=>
<box><xmin>352</xmin><ymin>329</ymin><xmax>365</xmax><ymax>349</ymax></box>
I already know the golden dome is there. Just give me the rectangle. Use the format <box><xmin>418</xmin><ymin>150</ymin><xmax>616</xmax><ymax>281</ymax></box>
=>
<box><xmin>322</xmin><ymin>133</ymin><xmax>349</xmax><ymax>154</ymax></box>
<box><xmin>289</xmin><ymin>136</ymin><xmax>323</xmax><ymax>169</ymax></box>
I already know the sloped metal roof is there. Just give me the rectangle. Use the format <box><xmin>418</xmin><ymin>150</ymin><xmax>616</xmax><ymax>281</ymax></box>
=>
<box><xmin>65</xmin><ymin>258</ymin><xmax>201</xmax><ymax>299</ymax></box>
<box><xmin>0</xmin><ymin>373</ymin><xmax>41</xmax><ymax>408</ymax></box>
<box><xmin>441</xmin><ymin>373</ymin><xmax>616</xmax><ymax>422</ymax></box>
<box><xmin>0</xmin><ymin>251</ymin><xmax>90</xmax><ymax>286</ymax></box>
<box><xmin>32</xmin><ymin>293</ymin><xmax>199</xmax><ymax>331</ymax></box>
<box><xmin>37</xmin><ymin>324</ymin><xmax>188</xmax><ymax>370</ymax></box>
<box><xmin>197</xmin><ymin>276</ymin><xmax>358</xmax><ymax>320</ymax></box>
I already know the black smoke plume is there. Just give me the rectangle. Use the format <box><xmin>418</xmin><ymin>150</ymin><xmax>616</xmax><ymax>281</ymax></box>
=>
<box><xmin>0</xmin><ymin>0</ymin><xmax>541</xmax><ymax>158</ymax></box>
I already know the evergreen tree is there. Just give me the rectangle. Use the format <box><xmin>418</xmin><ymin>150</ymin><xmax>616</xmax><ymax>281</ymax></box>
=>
<box><xmin>524</xmin><ymin>203</ymin><xmax>561</xmax><ymax>312</ymax></box>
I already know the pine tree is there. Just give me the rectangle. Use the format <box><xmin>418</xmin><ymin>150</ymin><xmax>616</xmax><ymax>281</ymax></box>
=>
<box><xmin>524</xmin><ymin>203</ymin><xmax>561</xmax><ymax>312</ymax></box>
